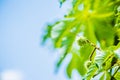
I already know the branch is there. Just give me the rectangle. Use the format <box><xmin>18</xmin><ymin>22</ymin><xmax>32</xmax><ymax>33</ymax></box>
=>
<box><xmin>89</xmin><ymin>47</ymin><xmax>96</xmax><ymax>61</ymax></box>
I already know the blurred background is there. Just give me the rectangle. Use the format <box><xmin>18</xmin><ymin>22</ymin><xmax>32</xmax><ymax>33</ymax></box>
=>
<box><xmin>0</xmin><ymin>0</ymin><xmax>73</xmax><ymax>80</ymax></box>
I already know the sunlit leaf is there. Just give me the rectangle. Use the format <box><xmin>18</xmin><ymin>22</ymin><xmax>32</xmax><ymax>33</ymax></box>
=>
<box><xmin>115</xmin><ymin>72</ymin><xmax>120</xmax><ymax>79</ymax></box>
<box><xmin>83</xmin><ymin>63</ymin><xmax>98</xmax><ymax>80</ymax></box>
<box><xmin>42</xmin><ymin>0</ymin><xmax>120</xmax><ymax>79</ymax></box>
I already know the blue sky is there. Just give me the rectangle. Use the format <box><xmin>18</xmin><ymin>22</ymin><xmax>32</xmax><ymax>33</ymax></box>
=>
<box><xmin>0</xmin><ymin>0</ymin><xmax>70</xmax><ymax>80</ymax></box>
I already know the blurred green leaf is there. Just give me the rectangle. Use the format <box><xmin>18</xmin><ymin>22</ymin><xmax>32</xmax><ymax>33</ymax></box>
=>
<box><xmin>83</xmin><ymin>63</ymin><xmax>98</xmax><ymax>80</ymax></box>
<box><xmin>100</xmin><ymin>71</ymin><xmax>111</xmax><ymax>80</ymax></box>
<box><xmin>42</xmin><ymin>0</ymin><xmax>120</xmax><ymax>79</ymax></box>
<box><xmin>66</xmin><ymin>53</ymin><xmax>84</xmax><ymax>78</ymax></box>
<box><xmin>115</xmin><ymin>72</ymin><xmax>120</xmax><ymax>79</ymax></box>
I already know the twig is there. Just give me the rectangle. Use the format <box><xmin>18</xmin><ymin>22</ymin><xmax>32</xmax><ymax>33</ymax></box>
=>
<box><xmin>86</xmin><ymin>40</ymin><xmax>101</xmax><ymax>51</ymax></box>
<box><xmin>89</xmin><ymin>47</ymin><xmax>96</xmax><ymax>61</ymax></box>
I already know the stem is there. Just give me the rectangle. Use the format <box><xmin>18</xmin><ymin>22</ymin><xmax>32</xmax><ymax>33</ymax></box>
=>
<box><xmin>89</xmin><ymin>47</ymin><xmax>96</xmax><ymax>61</ymax></box>
<box><xmin>86</xmin><ymin>40</ymin><xmax>101</xmax><ymax>51</ymax></box>
<box><xmin>86</xmin><ymin>39</ymin><xmax>101</xmax><ymax>61</ymax></box>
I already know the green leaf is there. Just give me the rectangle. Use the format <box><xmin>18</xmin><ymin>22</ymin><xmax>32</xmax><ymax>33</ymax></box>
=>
<box><xmin>100</xmin><ymin>72</ymin><xmax>105</xmax><ymax>80</ymax></box>
<box><xmin>42</xmin><ymin>0</ymin><xmax>120</xmax><ymax>79</ymax></box>
<box><xmin>94</xmin><ymin>50</ymin><xmax>117</xmax><ymax>78</ymax></box>
<box><xmin>66</xmin><ymin>53</ymin><xmax>84</xmax><ymax>78</ymax></box>
<box><xmin>94</xmin><ymin>20</ymin><xmax>114</xmax><ymax>49</ymax></box>
<box><xmin>42</xmin><ymin>21</ymin><xmax>61</xmax><ymax>43</ymax></box>
<box><xmin>116</xmin><ymin>42</ymin><xmax>120</xmax><ymax>49</ymax></box>
<box><xmin>83</xmin><ymin>63</ymin><xmax>98</xmax><ymax>80</ymax></box>
<box><xmin>42</xmin><ymin>24</ymin><xmax>53</xmax><ymax>43</ymax></box>
<box><xmin>53</xmin><ymin>20</ymin><xmax>79</xmax><ymax>48</ymax></box>
<box><xmin>115</xmin><ymin>72</ymin><xmax>120</xmax><ymax>79</ymax></box>
<box><xmin>100</xmin><ymin>71</ymin><xmax>111</xmax><ymax>80</ymax></box>
<box><xmin>105</xmin><ymin>71</ymin><xmax>111</xmax><ymax>80</ymax></box>
<box><xmin>56</xmin><ymin>22</ymin><xmax>82</xmax><ymax>69</ymax></box>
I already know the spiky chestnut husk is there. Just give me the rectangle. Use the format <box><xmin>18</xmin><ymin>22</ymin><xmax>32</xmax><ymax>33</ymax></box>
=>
<box><xmin>77</xmin><ymin>36</ymin><xmax>88</xmax><ymax>46</ymax></box>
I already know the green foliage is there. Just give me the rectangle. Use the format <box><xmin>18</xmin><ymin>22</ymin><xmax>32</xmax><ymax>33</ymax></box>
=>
<box><xmin>83</xmin><ymin>62</ymin><xmax>98</xmax><ymax>80</ymax></box>
<box><xmin>115</xmin><ymin>71</ymin><xmax>120</xmax><ymax>79</ymax></box>
<box><xmin>42</xmin><ymin>0</ymin><xmax>120</xmax><ymax>79</ymax></box>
